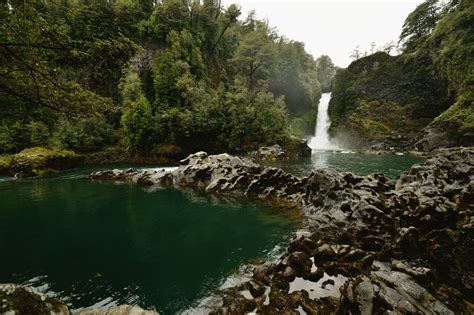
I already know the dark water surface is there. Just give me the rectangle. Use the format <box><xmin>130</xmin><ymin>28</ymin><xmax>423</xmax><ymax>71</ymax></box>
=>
<box><xmin>0</xmin><ymin>166</ymin><xmax>299</xmax><ymax>314</ymax></box>
<box><xmin>262</xmin><ymin>150</ymin><xmax>425</xmax><ymax>179</ymax></box>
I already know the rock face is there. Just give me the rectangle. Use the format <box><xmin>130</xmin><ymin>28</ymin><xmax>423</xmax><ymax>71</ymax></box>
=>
<box><xmin>90</xmin><ymin>147</ymin><xmax>473</xmax><ymax>314</ymax></box>
<box><xmin>415</xmin><ymin>125</ymin><xmax>456</xmax><ymax>152</ymax></box>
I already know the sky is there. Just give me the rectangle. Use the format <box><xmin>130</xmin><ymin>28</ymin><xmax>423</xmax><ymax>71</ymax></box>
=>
<box><xmin>220</xmin><ymin>0</ymin><xmax>423</xmax><ymax>67</ymax></box>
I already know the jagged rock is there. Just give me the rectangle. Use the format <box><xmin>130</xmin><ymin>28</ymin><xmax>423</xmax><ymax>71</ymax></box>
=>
<box><xmin>258</xmin><ymin>145</ymin><xmax>285</xmax><ymax>160</ymax></box>
<box><xmin>339</xmin><ymin>263</ymin><xmax>454</xmax><ymax>314</ymax></box>
<box><xmin>0</xmin><ymin>283</ymin><xmax>70</xmax><ymax>315</ymax></box>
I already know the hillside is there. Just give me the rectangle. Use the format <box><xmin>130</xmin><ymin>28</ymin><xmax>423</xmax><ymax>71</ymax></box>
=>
<box><xmin>328</xmin><ymin>0</ymin><xmax>473</xmax><ymax>151</ymax></box>
<box><xmin>0</xmin><ymin>1</ymin><xmax>321</xmax><ymax>159</ymax></box>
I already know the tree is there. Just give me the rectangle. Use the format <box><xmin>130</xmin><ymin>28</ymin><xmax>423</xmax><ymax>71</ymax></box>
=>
<box><xmin>399</xmin><ymin>0</ymin><xmax>440</xmax><ymax>51</ymax></box>
<box><xmin>382</xmin><ymin>41</ymin><xmax>396</xmax><ymax>54</ymax></box>
<box><xmin>232</xmin><ymin>30</ymin><xmax>276</xmax><ymax>91</ymax></box>
<box><xmin>153</xmin><ymin>30</ymin><xmax>206</xmax><ymax>107</ymax></box>
<box><xmin>316</xmin><ymin>55</ymin><xmax>337</xmax><ymax>93</ymax></box>
<box><xmin>350</xmin><ymin>46</ymin><xmax>361</xmax><ymax>60</ymax></box>
<box><xmin>121</xmin><ymin>95</ymin><xmax>153</xmax><ymax>151</ymax></box>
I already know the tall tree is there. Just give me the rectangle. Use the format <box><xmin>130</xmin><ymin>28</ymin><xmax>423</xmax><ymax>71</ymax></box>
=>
<box><xmin>399</xmin><ymin>0</ymin><xmax>440</xmax><ymax>51</ymax></box>
<box><xmin>316</xmin><ymin>55</ymin><xmax>337</xmax><ymax>93</ymax></box>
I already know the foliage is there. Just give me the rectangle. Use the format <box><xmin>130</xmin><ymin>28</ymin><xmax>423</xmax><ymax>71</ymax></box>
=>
<box><xmin>56</xmin><ymin>117</ymin><xmax>116</xmax><ymax>153</ymax></box>
<box><xmin>1</xmin><ymin>0</ymin><xmax>321</xmax><ymax>156</ymax></box>
<box><xmin>316</xmin><ymin>55</ymin><xmax>337</xmax><ymax>92</ymax></box>
<box><xmin>399</xmin><ymin>0</ymin><xmax>440</xmax><ymax>51</ymax></box>
<box><xmin>121</xmin><ymin>96</ymin><xmax>154</xmax><ymax>152</ymax></box>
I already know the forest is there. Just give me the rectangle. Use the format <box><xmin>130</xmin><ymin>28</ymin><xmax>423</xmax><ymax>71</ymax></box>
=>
<box><xmin>0</xmin><ymin>0</ymin><xmax>337</xmax><ymax>158</ymax></box>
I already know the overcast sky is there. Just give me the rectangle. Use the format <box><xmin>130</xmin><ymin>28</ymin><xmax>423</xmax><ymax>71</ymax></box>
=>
<box><xmin>220</xmin><ymin>0</ymin><xmax>422</xmax><ymax>67</ymax></box>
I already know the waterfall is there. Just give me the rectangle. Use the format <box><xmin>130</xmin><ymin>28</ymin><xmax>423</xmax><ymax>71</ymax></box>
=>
<box><xmin>308</xmin><ymin>93</ymin><xmax>337</xmax><ymax>150</ymax></box>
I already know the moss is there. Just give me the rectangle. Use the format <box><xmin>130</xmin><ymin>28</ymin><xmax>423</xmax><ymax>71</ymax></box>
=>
<box><xmin>152</xmin><ymin>143</ymin><xmax>183</xmax><ymax>159</ymax></box>
<box><xmin>9</xmin><ymin>147</ymin><xmax>81</xmax><ymax>177</ymax></box>
<box><xmin>0</xmin><ymin>154</ymin><xmax>13</xmax><ymax>174</ymax></box>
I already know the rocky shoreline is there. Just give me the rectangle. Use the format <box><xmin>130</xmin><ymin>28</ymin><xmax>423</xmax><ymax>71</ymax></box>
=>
<box><xmin>2</xmin><ymin>147</ymin><xmax>472</xmax><ymax>314</ymax></box>
<box><xmin>87</xmin><ymin>147</ymin><xmax>474</xmax><ymax>314</ymax></box>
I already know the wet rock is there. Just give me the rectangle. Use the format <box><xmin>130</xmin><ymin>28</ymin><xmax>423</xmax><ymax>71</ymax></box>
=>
<box><xmin>74</xmin><ymin>305</ymin><xmax>158</xmax><ymax>315</ymax></box>
<box><xmin>219</xmin><ymin>291</ymin><xmax>257</xmax><ymax>315</ymax></box>
<box><xmin>0</xmin><ymin>284</ymin><xmax>70</xmax><ymax>315</ymax></box>
<box><xmin>339</xmin><ymin>263</ymin><xmax>454</xmax><ymax>314</ymax></box>
<box><xmin>314</xmin><ymin>244</ymin><xmax>336</xmax><ymax>263</ymax></box>
<box><xmin>0</xmin><ymin>284</ymin><xmax>159</xmax><ymax>315</ymax></box>
<box><xmin>287</xmin><ymin>252</ymin><xmax>312</xmax><ymax>275</ymax></box>
<box><xmin>257</xmin><ymin>145</ymin><xmax>285</xmax><ymax>160</ymax></box>
<box><xmin>245</xmin><ymin>280</ymin><xmax>266</xmax><ymax>298</ymax></box>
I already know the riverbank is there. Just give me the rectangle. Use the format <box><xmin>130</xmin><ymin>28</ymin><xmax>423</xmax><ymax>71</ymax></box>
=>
<box><xmin>87</xmin><ymin>147</ymin><xmax>473</xmax><ymax>313</ymax></box>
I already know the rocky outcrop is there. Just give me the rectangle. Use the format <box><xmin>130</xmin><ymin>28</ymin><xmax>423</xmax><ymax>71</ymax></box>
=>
<box><xmin>248</xmin><ymin>139</ymin><xmax>312</xmax><ymax>160</ymax></box>
<box><xmin>90</xmin><ymin>147</ymin><xmax>473</xmax><ymax>314</ymax></box>
<box><xmin>0</xmin><ymin>284</ymin><xmax>159</xmax><ymax>315</ymax></box>
<box><xmin>91</xmin><ymin>152</ymin><xmax>305</xmax><ymax>206</ymax></box>
<box><xmin>0</xmin><ymin>147</ymin><xmax>82</xmax><ymax>178</ymax></box>
<box><xmin>0</xmin><ymin>283</ymin><xmax>70</xmax><ymax>315</ymax></box>
<box><xmin>415</xmin><ymin>125</ymin><xmax>458</xmax><ymax>152</ymax></box>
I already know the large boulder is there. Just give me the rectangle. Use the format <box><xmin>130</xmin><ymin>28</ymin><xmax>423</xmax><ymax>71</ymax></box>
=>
<box><xmin>3</xmin><ymin>147</ymin><xmax>82</xmax><ymax>178</ymax></box>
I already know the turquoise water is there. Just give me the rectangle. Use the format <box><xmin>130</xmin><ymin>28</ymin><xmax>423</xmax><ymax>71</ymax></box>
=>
<box><xmin>0</xmin><ymin>168</ymin><xmax>299</xmax><ymax>314</ymax></box>
<box><xmin>261</xmin><ymin>150</ymin><xmax>425</xmax><ymax>179</ymax></box>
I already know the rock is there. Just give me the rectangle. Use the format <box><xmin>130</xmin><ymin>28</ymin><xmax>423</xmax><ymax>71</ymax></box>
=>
<box><xmin>286</xmin><ymin>252</ymin><xmax>312</xmax><ymax>275</ymax></box>
<box><xmin>0</xmin><ymin>284</ymin><xmax>159</xmax><ymax>315</ymax></box>
<box><xmin>4</xmin><ymin>147</ymin><xmax>82</xmax><ymax>178</ymax></box>
<box><xmin>415</xmin><ymin>126</ymin><xmax>455</xmax><ymax>152</ymax></box>
<box><xmin>74</xmin><ymin>305</ymin><xmax>158</xmax><ymax>315</ymax></box>
<box><xmin>258</xmin><ymin>145</ymin><xmax>285</xmax><ymax>160</ymax></box>
<box><xmin>339</xmin><ymin>264</ymin><xmax>454</xmax><ymax>314</ymax></box>
<box><xmin>245</xmin><ymin>280</ymin><xmax>266</xmax><ymax>298</ymax></box>
<box><xmin>0</xmin><ymin>283</ymin><xmax>70</xmax><ymax>315</ymax></box>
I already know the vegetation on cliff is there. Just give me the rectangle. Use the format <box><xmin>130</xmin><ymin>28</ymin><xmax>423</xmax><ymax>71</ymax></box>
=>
<box><xmin>329</xmin><ymin>0</ymin><xmax>473</xmax><ymax>149</ymax></box>
<box><xmin>0</xmin><ymin>1</ymin><xmax>322</xmax><ymax>158</ymax></box>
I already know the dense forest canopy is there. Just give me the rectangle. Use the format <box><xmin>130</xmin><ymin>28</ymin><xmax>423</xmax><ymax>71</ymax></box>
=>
<box><xmin>0</xmin><ymin>0</ymin><xmax>324</xmax><ymax>155</ymax></box>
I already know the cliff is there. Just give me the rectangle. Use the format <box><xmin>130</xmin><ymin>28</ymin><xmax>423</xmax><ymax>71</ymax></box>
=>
<box><xmin>329</xmin><ymin>1</ymin><xmax>473</xmax><ymax>151</ymax></box>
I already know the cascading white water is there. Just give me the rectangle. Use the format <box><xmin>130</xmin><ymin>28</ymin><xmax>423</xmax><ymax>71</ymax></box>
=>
<box><xmin>308</xmin><ymin>93</ymin><xmax>337</xmax><ymax>150</ymax></box>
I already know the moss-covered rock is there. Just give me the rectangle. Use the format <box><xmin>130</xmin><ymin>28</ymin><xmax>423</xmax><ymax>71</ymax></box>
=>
<box><xmin>0</xmin><ymin>155</ymin><xmax>13</xmax><ymax>175</ymax></box>
<box><xmin>6</xmin><ymin>147</ymin><xmax>82</xmax><ymax>178</ymax></box>
<box><xmin>328</xmin><ymin>52</ymin><xmax>451</xmax><ymax>146</ymax></box>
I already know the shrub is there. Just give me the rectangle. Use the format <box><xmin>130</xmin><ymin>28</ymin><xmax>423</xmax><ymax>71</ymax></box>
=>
<box><xmin>121</xmin><ymin>95</ymin><xmax>153</xmax><ymax>152</ymax></box>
